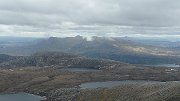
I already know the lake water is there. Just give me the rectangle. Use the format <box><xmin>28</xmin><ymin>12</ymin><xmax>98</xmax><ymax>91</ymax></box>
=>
<box><xmin>80</xmin><ymin>80</ymin><xmax>162</xmax><ymax>89</ymax></box>
<box><xmin>154</xmin><ymin>64</ymin><xmax>180</xmax><ymax>68</ymax></box>
<box><xmin>145</xmin><ymin>64</ymin><xmax>180</xmax><ymax>68</ymax></box>
<box><xmin>60</xmin><ymin>68</ymin><xmax>99</xmax><ymax>72</ymax></box>
<box><xmin>0</xmin><ymin>93</ymin><xmax>46</xmax><ymax>101</ymax></box>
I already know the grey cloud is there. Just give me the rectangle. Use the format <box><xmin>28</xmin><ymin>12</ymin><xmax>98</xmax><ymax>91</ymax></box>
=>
<box><xmin>0</xmin><ymin>0</ymin><xmax>180</xmax><ymax>37</ymax></box>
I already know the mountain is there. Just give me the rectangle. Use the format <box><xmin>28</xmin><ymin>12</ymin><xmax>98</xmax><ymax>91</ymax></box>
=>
<box><xmin>0</xmin><ymin>36</ymin><xmax>180</xmax><ymax>64</ymax></box>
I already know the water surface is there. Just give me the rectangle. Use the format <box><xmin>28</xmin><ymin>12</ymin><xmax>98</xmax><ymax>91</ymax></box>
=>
<box><xmin>0</xmin><ymin>93</ymin><xmax>45</xmax><ymax>101</ymax></box>
<box><xmin>154</xmin><ymin>64</ymin><xmax>180</xmax><ymax>68</ymax></box>
<box><xmin>60</xmin><ymin>68</ymin><xmax>99</xmax><ymax>72</ymax></box>
<box><xmin>145</xmin><ymin>64</ymin><xmax>180</xmax><ymax>68</ymax></box>
<box><xmin>80</xmin><ymin>80</ymin><xmax>162</xmax><ymax>89</ymax></box>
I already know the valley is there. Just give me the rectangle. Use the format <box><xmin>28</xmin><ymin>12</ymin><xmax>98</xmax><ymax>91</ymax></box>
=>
<box><xmin>0</xmin><ymin>52</ymin><xmax>179</xmax><ymax>101</ymax></box>
<box><xmin>0</xmin><ymin>0</ymin><xmax>180</xmax><ymax>100</ymax></box>
<box><xmin>0</xmin><ymin>37</ymin><xmax>180</xmax><ymax>101</ymax></box>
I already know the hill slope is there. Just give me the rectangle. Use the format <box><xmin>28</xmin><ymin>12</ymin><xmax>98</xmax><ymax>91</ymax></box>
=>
<box><xmin>0</xmin><ymin>52</ymin><xmax>120</xmax><ymax>69</ymax></box>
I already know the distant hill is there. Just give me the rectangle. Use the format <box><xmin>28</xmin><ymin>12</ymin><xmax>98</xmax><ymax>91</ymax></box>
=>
<box><xmin>0</xmin><ymin>54</ymin><xmax>16</xmax><ymax>63</ymax></box>
<box><xmin>0</xmin><ymin>52</ymin><xmax>121</xmax><ymax>69</ymax></box>
<box><xmin>122</xmin><ymin>37</ymin><xmax>180</xmax><ymax>48</ymax></box>
<box><xmin>0</xmin><ymin>36</ymin><xmax>180</xmax><ymax>65</ymax></box>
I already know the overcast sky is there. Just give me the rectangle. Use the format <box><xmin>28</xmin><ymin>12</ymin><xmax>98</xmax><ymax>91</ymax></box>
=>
<box><xmin>0</xmin><ymin>0</ymin><xmax>180</xmax><ymax>38</ymax></box>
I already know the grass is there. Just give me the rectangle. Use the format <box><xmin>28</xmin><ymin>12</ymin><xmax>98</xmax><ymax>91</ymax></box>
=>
<box><xmin>76</xmin><ymin>82</ymin><xmax>180</xmax><ymax>101</ymax></box>
<box><xmin>0</xmin><ymin>66</ymin><xmax>179</xmax><ymax>101</ymax></box>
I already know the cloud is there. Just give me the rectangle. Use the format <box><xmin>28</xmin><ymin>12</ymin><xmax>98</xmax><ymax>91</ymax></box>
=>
<box><xmin>0</xmin><ymin>0</ymin><xmax>180</xmax><ymax>37</ymax></box>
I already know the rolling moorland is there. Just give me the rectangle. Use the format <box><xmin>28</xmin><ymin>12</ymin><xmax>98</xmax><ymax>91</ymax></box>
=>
<box><xmin>0</xmin><ymin>52</ymin><xmax>179</xmax><ymax>101</ymax></box>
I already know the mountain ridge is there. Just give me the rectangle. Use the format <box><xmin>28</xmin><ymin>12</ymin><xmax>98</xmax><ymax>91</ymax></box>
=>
<box><xmin>0</xmin><ymin>36</ymin><xmax>180</xmax><ymax>65</ymax></box>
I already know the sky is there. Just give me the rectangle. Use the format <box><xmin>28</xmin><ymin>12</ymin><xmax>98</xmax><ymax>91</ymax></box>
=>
<box><xmin>0</xmin><ymin>0</ymin><xmax>180</xmax><ymax>38</ymax></box>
